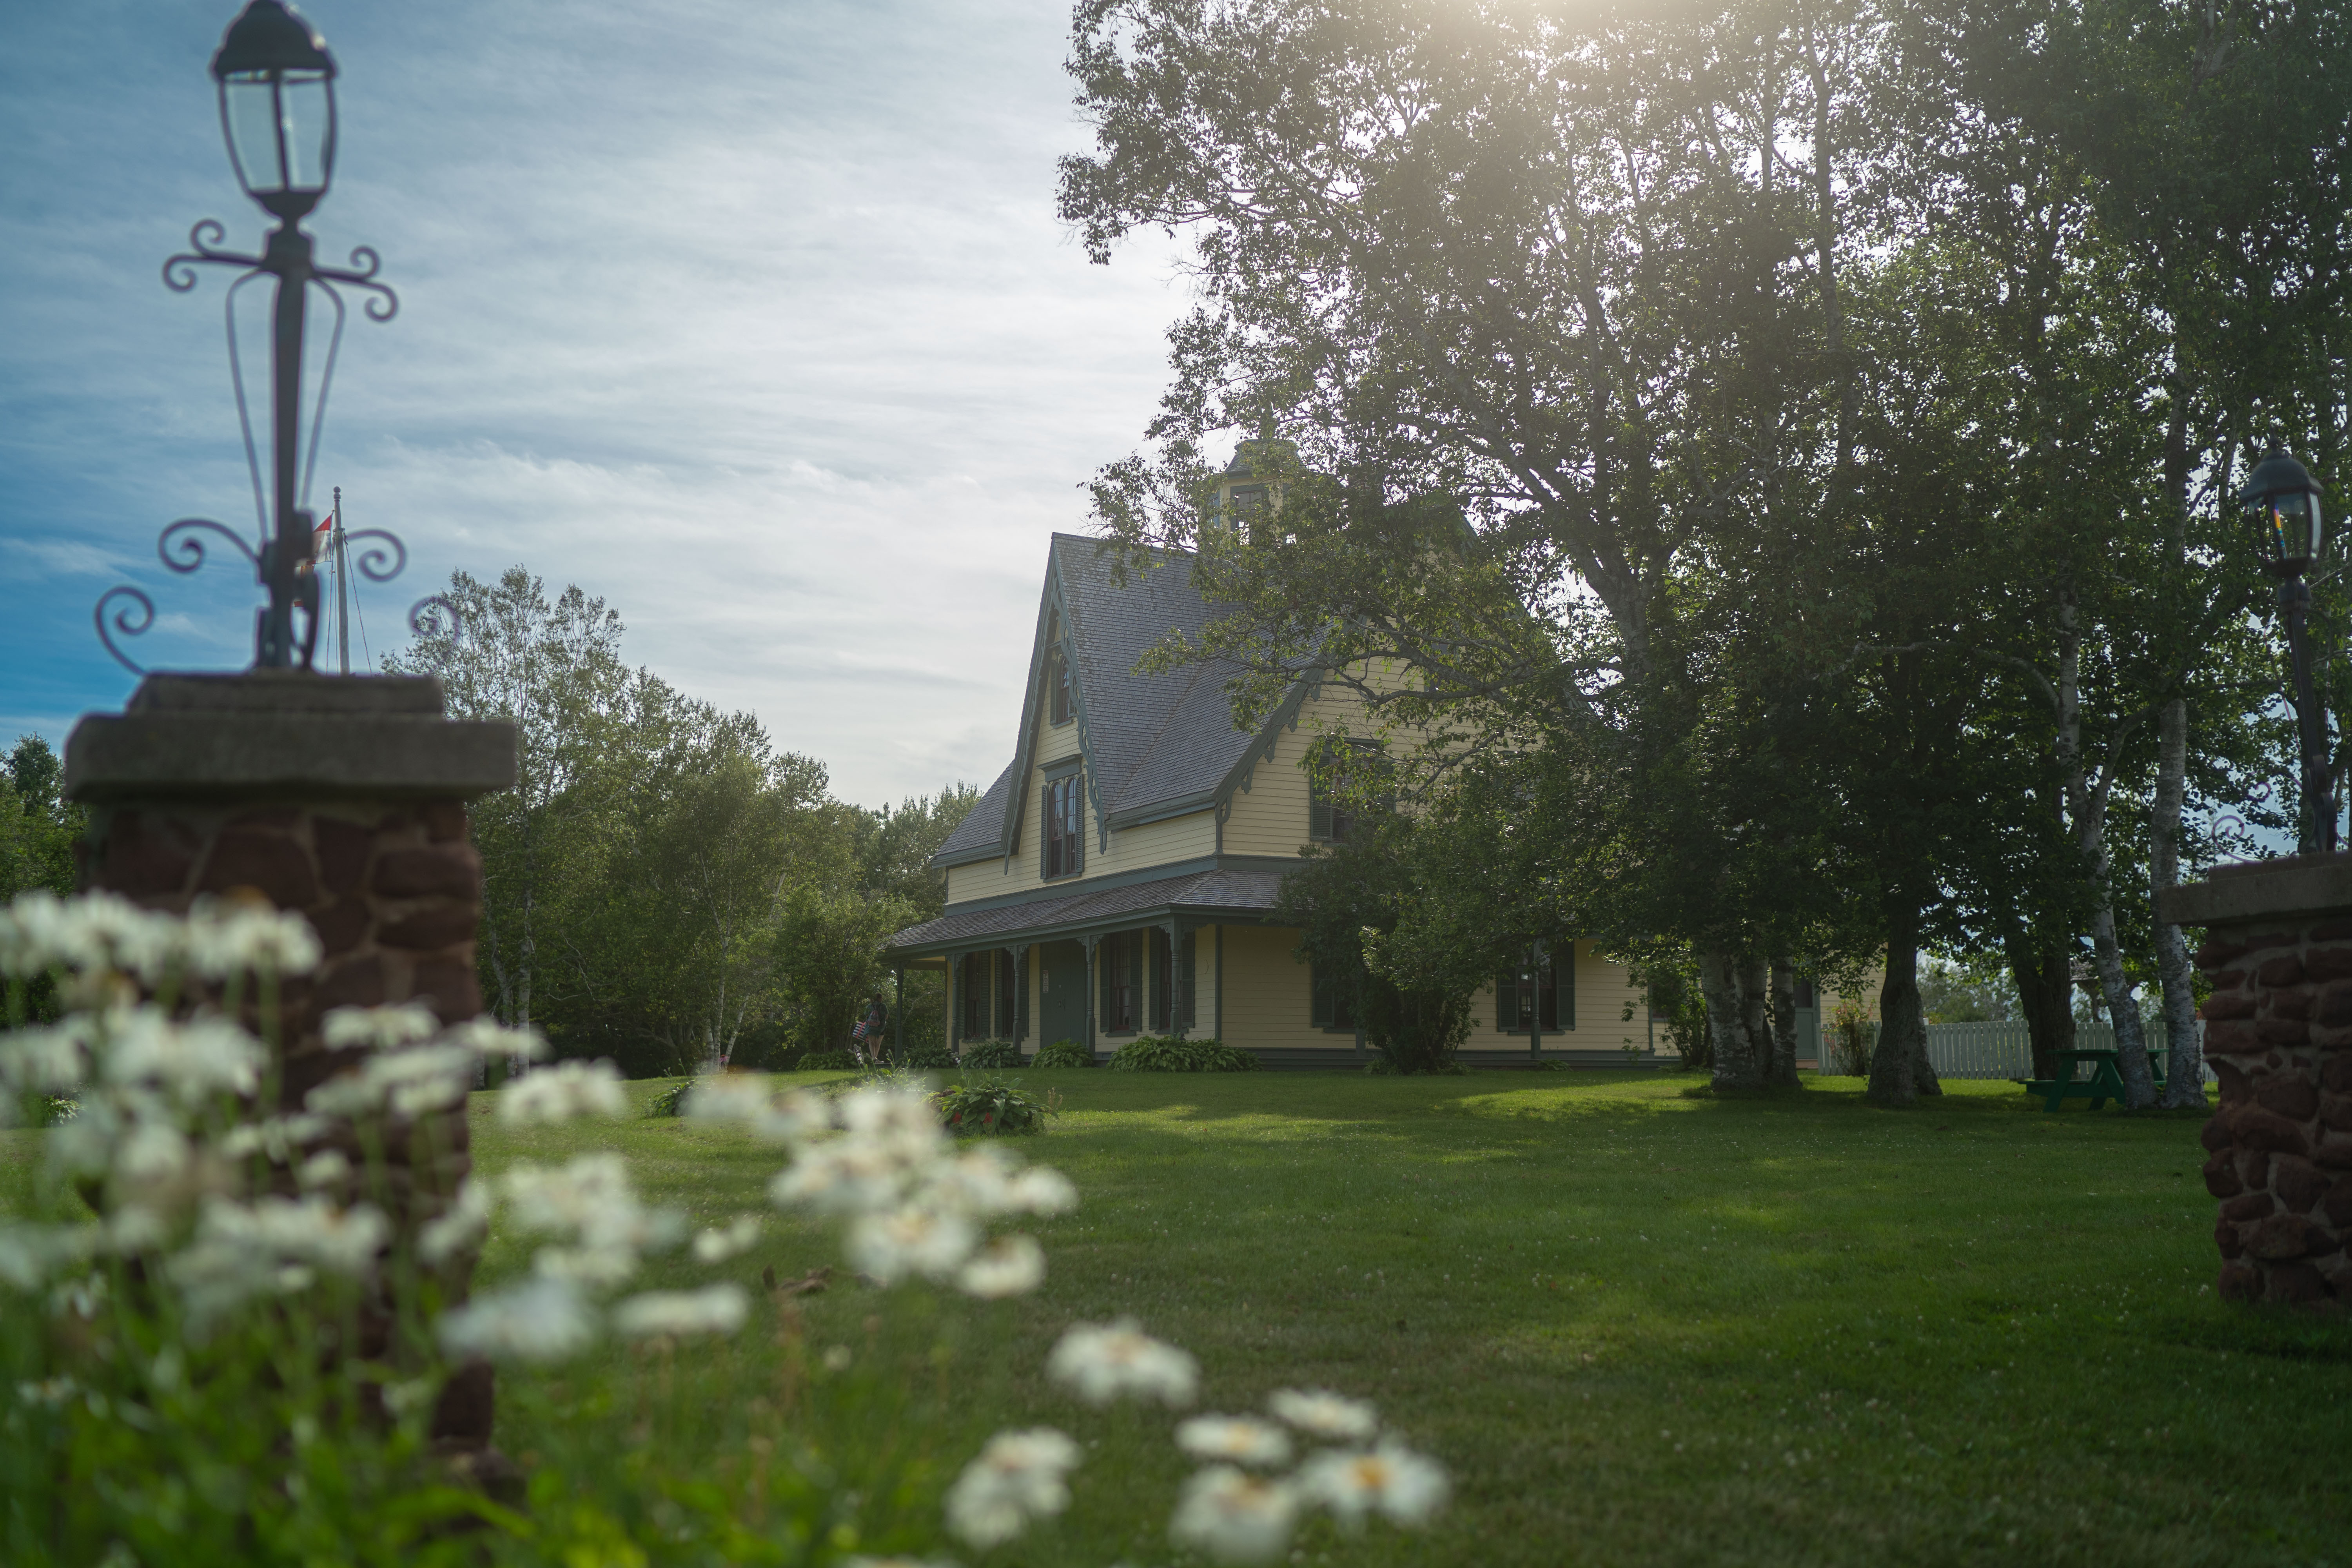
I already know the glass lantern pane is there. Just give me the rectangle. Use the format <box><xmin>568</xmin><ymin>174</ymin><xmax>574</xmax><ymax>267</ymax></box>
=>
<box><xmin>221</xmin><ymin>74</ymin><xmax>285</xmax><ymax>196</ymax></box>
<box><xmin>278</xmin><ymin>72</ymin><xmax>334</xmax><ymax>192</ymax></box>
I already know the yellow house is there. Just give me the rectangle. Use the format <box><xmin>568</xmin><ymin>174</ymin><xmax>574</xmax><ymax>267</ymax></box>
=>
<box><xmin>881</xmin><ymin>521</ymin><xmax>1674</xmax><ymax>1069</ymax></box>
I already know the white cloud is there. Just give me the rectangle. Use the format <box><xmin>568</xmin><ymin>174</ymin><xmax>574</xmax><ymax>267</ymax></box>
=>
<box><xmin>0</xmin><ymin>0</ymin><xmax>1198</xmax><ymax>804</ymax></box>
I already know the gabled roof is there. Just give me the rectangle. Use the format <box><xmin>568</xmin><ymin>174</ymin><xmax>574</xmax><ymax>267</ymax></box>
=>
<box><xmin>931</xmin><ymin>534</ymin><xmax>1308</xmax><ymax>869</ymax></box>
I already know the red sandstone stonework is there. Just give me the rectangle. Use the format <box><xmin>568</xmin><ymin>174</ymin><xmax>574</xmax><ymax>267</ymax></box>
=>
<box><xmin>2171</xmin><ymin>854</ymin><xmax>2352</xmax><ymax>1309</ymax></box>
<box><xmin>65</xmin><ymin>673</ymin><xmax>518</xmax><ymax>1465</ymax></box>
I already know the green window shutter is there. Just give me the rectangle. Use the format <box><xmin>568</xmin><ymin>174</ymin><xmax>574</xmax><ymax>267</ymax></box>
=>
<box><xmin>1309</xmin><ymin>793</ymin><xmax>1333</xmax><ymax>840</ymax></box>
<box><xmin>1497</xmin><ymin>969</ymin><xmax>1520</xmax><ymax>1032</ymax></box>
<box><xmin>1311</xmin><ymin>966</ymin><xmax>1334</xmax><ymax>1028</ymax></box>
<box><xmin>1558</xmin><ymin>944</ymin><xmax>1575</xmax><ymax>1030</ymax></box>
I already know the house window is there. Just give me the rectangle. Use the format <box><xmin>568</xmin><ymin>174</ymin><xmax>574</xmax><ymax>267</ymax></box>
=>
<box><xmin>1100</xmin><ymin>931</ymin><xmax>1141</xmax><ymax>1034</ymax></box>
<box><xmin>959</xmin><ymin>951</ymin><xmax>993</xmax><ymax>1041</ymax></box>
<box><xmin>1042</xmin><ymin>773</ymin><xmax>1083</xmax><ymax>880</ymax></box>
<box><xmin>996</xmin><ymin>950</ymin><xmax>1018</xmax><ymax>1038</ymax></box>
<box><xmin>1047</xmin><ymin>646</ymin><xmax>1072</xmax><ymax>725</ymax></box>
<box><xmin>1311</xmin><ymin>962</ymin><xmax>1359</xmax><ymax>1030</ymax></box>
<box><xmin>1308</xmin><ymin>741</ymin><xmax>1386</xmax><ymax>842</ymax></box>
<box><xmin>1497</xmin><ymin>945</ymin><xmax>1573</xmax><ymax>1032</ymax></box>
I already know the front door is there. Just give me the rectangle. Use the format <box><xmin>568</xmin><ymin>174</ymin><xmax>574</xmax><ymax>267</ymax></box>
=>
<box><xmin>1038</xmin><ymin>940</ymin><xmax>1087</xmax><ymax>1053</ymax></box>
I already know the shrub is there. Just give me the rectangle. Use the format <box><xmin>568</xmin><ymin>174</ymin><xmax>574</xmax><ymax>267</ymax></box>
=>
<box><xmin>1829</xmin><ymin>1000</ymin><xmax>1877</xmax><ymax>1076</ymax></box>
<box><xmin>960</xmin><ymin>1039</ymin><xmax>1024</xmax><ymax>1070</ymax></box>
<box><xmin>933</xmin><ymin>1073</ymin><xmax>1057</xmax><ymax>1135</ymax></box>
<box><xmin>0</xmin><ymin>890</ymin><xmax>1449</xmax><ymax>1566</ymax></box>
<box><xmin>644</xmin><ymin>1078</ymin><xmax>694</xmax><ymax>1117</ymax></box>
<box><xmin>798</xmin><ymin>1048</ymin><xmax>859</xmax><ymax>1072</ymax></box>
<box><xmin>1105</xmin><ymin>1035</ymin><xmax>1261</xmax><ymax>1073</ymax></box>
<box><xmin>1030</xmin><ymin>1039</ymin><xmax>1096</xmax><ymax>1068</ymax></box>
<box><xmin>900</xmin><ymin>1041</ymin><xmax>959</xmax><ymax>1070</ymax></box>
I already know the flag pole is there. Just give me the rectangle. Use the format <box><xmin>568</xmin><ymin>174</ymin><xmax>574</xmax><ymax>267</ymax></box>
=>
<box><xmin>332</xmin><ymin>486</ymin><xmax>352</xmax><ymax>676</ymax></box>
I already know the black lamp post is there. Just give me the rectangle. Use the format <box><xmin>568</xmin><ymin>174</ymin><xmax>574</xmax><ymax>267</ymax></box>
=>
<box><xmin>2242</xmin><ymin>446</ymin><xmax>2335</xmax><ymax>855</ymax></box>
<box><xmin>97</xmin><ymin>1</ymin><xmax>408</xmax><ymax>676</ymax></box>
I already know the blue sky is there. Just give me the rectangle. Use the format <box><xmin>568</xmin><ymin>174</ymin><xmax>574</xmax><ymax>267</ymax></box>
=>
<box><xmin>0</xmin><ymin>0</ymin><xmax>1192</xmax><ymax>807</ymax></box>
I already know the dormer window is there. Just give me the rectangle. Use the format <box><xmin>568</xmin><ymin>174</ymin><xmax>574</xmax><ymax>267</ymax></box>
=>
<box><xmin>1042</xmin><ymin>770</ymin><xmax>1083</xmax><ymax>880</ymax></box>
<box><xmin>1047</xmin><ymin>646</ymin><xmax>1073</xmax><ymax>726</ymax></box>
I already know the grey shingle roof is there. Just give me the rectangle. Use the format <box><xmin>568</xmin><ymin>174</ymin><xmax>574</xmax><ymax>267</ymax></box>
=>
<box><xmin>933</xmin><ymin>758</ymin><xmax>1017</xmax><ymax>862</ymax></box>
<box><xmin>934</xmin><ymin>535</ymin><xmax>1304</xmax><ymax>867</ymax></box>
<box><xmin>886</xmin><ymin>867</ymin><xmax>1286</xmax><ymax>955</ymax></box>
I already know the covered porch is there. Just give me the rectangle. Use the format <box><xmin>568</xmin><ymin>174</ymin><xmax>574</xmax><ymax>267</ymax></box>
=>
<box><xmin>883</xmin><ymin>867</ymin><xmax>1284</xmax><ymax>1061</ymax></box>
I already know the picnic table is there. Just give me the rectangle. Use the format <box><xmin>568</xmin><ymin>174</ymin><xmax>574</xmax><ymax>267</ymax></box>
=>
<box><xmin>2023</xmin><ymin>1047</ymin><xmax>2165</xmax><ymax>1112</ymax></box>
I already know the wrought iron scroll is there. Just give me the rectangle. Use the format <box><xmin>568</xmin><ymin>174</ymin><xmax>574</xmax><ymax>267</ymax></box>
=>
<box><xmin>158</xmin><ymin>517</ymin><xmax>261</xmax><ymax>578</ymax></box>
<box><xmin>93</xmin><ymin>214</ymin><xmax>409</xmax><ymax>677</ymax></box>
<box><xmin>94</xmin><ymin>588</ymin><xmax>157</xmax><ymax>676</ymax></box>
<box><xmin>408</xmin><ymin>595</ymin><xmax>463</xmax><ymax>641</ymax></box>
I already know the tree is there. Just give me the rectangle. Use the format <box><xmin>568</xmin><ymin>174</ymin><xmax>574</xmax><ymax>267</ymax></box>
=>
<box><xmin>2</xmin><ymin>737</ymin><xmax>79</xmax><ymax>904</ymax></box>
<box><xmin>1063</xmin><ymin>0</ymin><xmax>1918</xmax><ymax>1089</ymax></box>
<box><xmin>389</xmin><ymin>568</ymin><xmax>631</xmax><ymax>1036</ymax></box>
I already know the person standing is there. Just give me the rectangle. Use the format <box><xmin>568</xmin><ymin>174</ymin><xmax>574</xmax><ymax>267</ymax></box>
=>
<box><xmin>853</xmin><ymin>992</ymin><xmax>888</xmax><ymax>1065</ymax></box>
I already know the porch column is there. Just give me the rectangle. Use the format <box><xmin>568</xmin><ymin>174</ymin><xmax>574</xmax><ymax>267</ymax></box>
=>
<box><xmin>1013</xmin><ymin>944</ymin><xmax>1031</xmax><ymax>1045</ymax></box>
<box><xmin>947</xmin><ymin>951</ymin><xmax>961</xmax><ymax>1052</ymax></box>
<box><xmin>1213</xmin><ymin>925</ymin><xmax>1224</xmax><ymax>1041</ymax></box>
<box><xmin>1081</xmin><ymin>933</ymin><xmax>1100</xmax><ymax>1058</ymax></box>
<box><xmin>893</xmin><ymin>965</ymin><xmax>905</xmax><ymax>1058</ymax></box>
<box><xmin>1160</xmin><ymin>918</ymin><xmax>1184</xmax><ymax>1039</ymax></box>
<box><xmin>1531</xmin><ymin>944</ymin><xmax>1544</xmax><ymax>1060</ymax></box>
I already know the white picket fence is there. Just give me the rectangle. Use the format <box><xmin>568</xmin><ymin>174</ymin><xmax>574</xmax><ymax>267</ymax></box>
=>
<box><xmin>1813</xmin><ymin>1018</ymin><xmax>2209</xmax><ymax>1080</ymax></box>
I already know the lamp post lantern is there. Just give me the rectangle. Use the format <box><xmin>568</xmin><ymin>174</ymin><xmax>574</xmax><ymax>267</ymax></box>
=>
<box><xmin>2241</xmin><ymin>446</ymin><xmax>2336</xmax><ymax>855</ymax></box>
<box><xmin>94</xmin><ymin>1</ymin><xmax>448</xmax><ymax>675</ymax></box>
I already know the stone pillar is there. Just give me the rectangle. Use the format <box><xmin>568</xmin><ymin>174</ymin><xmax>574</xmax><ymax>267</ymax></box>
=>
<box><xmin>65</xmin><ymin>671</ymin><xmax>517</xmax><ymax>1443</ymax></box>
<box><xmin>2160</xmin><ymin>855</ymin><xmax>2352</xmax><ymax>1308</ymax></box>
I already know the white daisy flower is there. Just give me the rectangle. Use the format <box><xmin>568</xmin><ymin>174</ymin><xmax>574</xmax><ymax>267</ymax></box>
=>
<box><xmin>838</xmin><ymin>1084</ymin><xmax>942</xmax><ymax>1144</ymax></box>
<box><xmin>1169</xmin><ymin>1465</ymin><xmax>1300</xmax><ymax>1564</ymax></box>
<box><xmin>0</xmin><ymin>1016</ymin><xmax>93</xmax><ymax>1093</ymax></box>
<box><xmin>1176</xmin><ymin>1415</ymin><xmax>1293</xmax><ymax>1467</ymax></box>
<box><xmin>443</xmin><ymin>1016</ymin><xmax>550</xmax><ymax>1062</ymax></box>
<box><xmin>691</xmin><ymin>1214</ymin><xmax>764</xmax><ymax>1263</ymax></box>
<box><xmin>437</xmin><ymin>1276</ymin><xmax>596</xmax><ymax>1363</ymax></box>
<box><xmin>1003</xmin><ymin>1165</ymin><xmax>1078</xmax><ymax>1216</ymax></box>
<box><xmin>612</xmin><ymin>1282</ymin><xmax>749</xmax><ymax>1339</ymax></box>
<box><xmin>955</xmin><ymin>1233</ymin><xmax>1045</xmax><ymax>1299</ymax></box>
<box><xmin>181</xmin><ymin>899</ymin><xmax>319</xmax><ymax>979</ymax></box>
<box><xmin>295</xmin><ymin>1149</ymin><xmax>351</xmax><ymax>1191</ymax></box>
<box><xmin>768</xmin><ymin>1137</ymin><xmax>928</xmax><ymax>1216</ymax></box>
<box><xmin>360</xmin><ymin>1044</ymin><xmax>475</xmax><ymax>1118</ymax></box>
<box><xmin>846</xmin><ymin>1205</ymin><xmax>979</xmax><ymax>1284</ymax></box>
<box><xmin>418</xmin><ymin>1181</ymin><xmax>494</xmax><ymax>1267</ymax></box>
<box><xmin>1298</xmin><ymin>1439</ymin><xmax>1450</xmax><ymax>1528</ymax></box>
<box><xmin>497</xmin><ymin>1060</ymin><xmax>630</xmax><ymax>1125</ymax></box>
<box><xmin>1046</xmin><ymin>1318</ymin><xmax>1198</xmax><ymax>1408</ymax></box>
<box><xmin>103</xmin><ymin>1010</ymin><xmax>263</xmax><ymax>1104</ymax></box>
<box><xmin>1267</xmin><ymin>1387</ymin><xmax>1379</xmax><ymax>1442</ymax></box>
<box><xmin>943</xmin><ymin>1426</ymin><xmax>1080</xmax><ymax>1548</ymax></box>
<box><xmin>322</xmin><ymin>1003</ymin><xmax>440</xmax><ymax>1053</ymax></box>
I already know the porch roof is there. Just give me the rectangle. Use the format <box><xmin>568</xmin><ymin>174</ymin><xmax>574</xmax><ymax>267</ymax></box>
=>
<box><xmin>882</xmin><ymin>867</ymin><xmax>1285</xmax><ymax>959</ymax></box>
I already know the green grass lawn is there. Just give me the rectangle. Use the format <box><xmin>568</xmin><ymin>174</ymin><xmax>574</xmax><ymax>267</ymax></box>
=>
<box><xmin>466</xmin><ymin>1070</ymin><xmax>2351</xmax><ymax>1568</ymax></box>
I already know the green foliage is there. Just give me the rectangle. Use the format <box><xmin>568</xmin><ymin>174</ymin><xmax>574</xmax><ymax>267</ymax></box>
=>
<box><xmin>1104</xmin><ymin>1035</ymin><xmax>1261</xmax><ymax>1072</ymax></box>
<box><xmin>643</xmin><ymin>1078</ymin><xmax>694</xmax><ymax>1117</ymax></box>
<box><xmin>797</xmin><ymin>1049</ymin><xmax>858</xmax><ymax>1071</ymax></box>
<box><xmin>1625</xmin><ymin>953</ymin><xmax>1710</xmax><ymax>1072</ymax></box>
<box><xmin>958</xmin><ymin>1039</ymin><xmax>1024</xmax><ymax>1069</ymax></box>
<box><xmin>899</xmin><ymin>1040</ymin><xmax>959</xmax><ymax>1070</ymax></box>
<box><xmin>1029</xmin><ymin>1039</ymin><xmax>1096</xmax><ymax>1069</ymax></box>
<box><xmin>391</xmin><ymin>566</ymin><xmax>979</xmax><ymax>1077</ymax></box>
<box><xmin>932</xmin><ymin>1073</ymin><xmax>1057</xmax><ymax>1135</ymax></box>
<box><xmin>1278</xmin><ymin>818</ymin><xmax>1485</xmax><ymax>1077</ymax></box>
<box><xmin>0</xmin><ymin>737</ymin><xmax>80</xmax><ymax>912</ymax></box>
